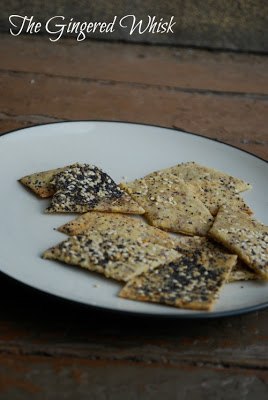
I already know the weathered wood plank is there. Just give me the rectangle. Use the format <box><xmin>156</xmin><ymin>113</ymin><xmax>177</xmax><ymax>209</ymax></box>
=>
<box><xmin>0</xmin><ymin>354</ymin><xmax>267</xmax><ymax>400</ymax></box>
<box><xmin>0</xmin><ymin>273</ymin><xmax>268</xmax><ymax>370</ymax></box>
<box><xmin>1</xmin><ymin>323</ymin><xmax>268</xmax><ymax>369</ymax></box>
<box><xmin>0</xmin><ymin>0</ymin><xmax>267</xmax><ymax>51</ymax></box>
<box><xmin>0</xmin><ymin>35</ymin><xmax>268</xmax><ymax>95</ymax></box>
<box><xmin>1</xmin><ymin>70</ymin><xmax>267</xmax><ymax>159</ymax></box>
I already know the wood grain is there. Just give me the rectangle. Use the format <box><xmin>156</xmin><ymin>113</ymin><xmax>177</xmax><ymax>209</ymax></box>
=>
<box><xmin>1</xmin><ymin>70</ymin><xmax>267</xmax><ymax>159</ymax></box>
<box><xmin>1</xmin><ymin>0</ymin><xmax>268</xmax><ymax>51</ymax></box>
<box><xmin>0</xmin><ymin>273</ymin><xmax>268</xmax><ymax>369</ymax></box>
<box><xmin>1</xmin><ymin>35</ymin><xmax>267</xmax><ymax>159</ymax></box>
<box><xmin>0</xmin><ymin>354</ymin><xmax>268</xmax><ymax>399</ymax></box>
<box><xmin>1</xmin><ymin>35</ymin><xmax>268</xmax><ymax>94</ymax></box>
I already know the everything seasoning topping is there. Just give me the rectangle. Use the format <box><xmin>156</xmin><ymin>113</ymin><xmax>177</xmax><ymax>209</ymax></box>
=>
<box><xmin>150</xmin><ymin>162</ymin><xmax>253</xmax><ymax>216</ymax></box>
<box><xmin>20</xmin><ymin>159</ymin><xmax>267</xmax><ymax>312</ymax></box>
<box><xmin>47</xmin><ymin>163</ymin><xmax>123</xmax><ymax>212</ymax></box>
<box><xmin>188</xmin><ymin>180</ymin><xmax>253</xmax><ymax>216</ymax></box>
<box><xmin>155</xmin><ymin>161</ymin><xmax>251</xmax><ymax>192</ymax></box>
<box><xmin>58</xmin><ymin>211</ymin><xmax>176</xmax><ymax>248</ymax></box>
<box><xmin>19</xmin><ymin>166</ymin><xmax>67</xmax><ymax>197</ymax></box>
<box><xmin>209</xmin><ymin>205</ymin><xmax>268</xmax><ymax>280</ymax></box>
<box><xmin>42</xmin><ymin>230</ymin><xmax>180</xmax><ymax>282</ymax></box>
<box><xmin>119</xmin><ymin>239</ymin><xmax>237</xmax><ymax>311</ymax></box>
<box><xmin>120</xmin><ymin>172</ymin><xmax>213</xmax><ymax>236</ymax></box>
<box><xmin>45</xmin><ymin>163</ymin><xmax>144</xmax><ymax>214</ymax></box>
<box><xmin>174</xmin><ymin>235</ymin><xmax>258</xmax><ymax>282</ymax></box>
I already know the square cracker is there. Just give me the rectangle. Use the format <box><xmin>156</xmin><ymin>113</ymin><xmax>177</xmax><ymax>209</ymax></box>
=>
<box><xmin>149</xmin><ymin>162</ymin><xmax>253</xmax><ymax>216</ymax></box>
<box><xmin>120</xmin><ymin>172</ymin><xmax>213</xmax><ymax>236</ymax></box>
<box><xmin>209</xmin><ymin>205</ymin><xmax>268</xmax><ymax>280</ymax></box>
<box><xmin>42</xmin><ymin>231</ymin><xmax>180</xmax><ymax>282</ymax></box>
<box><xmin>119</xmin><ymin>235</ymin><xmax>237</xmax><ymax>311</ymax></box>
<box><xmin>46</xmin><ymin>163</ymin><xmax>144</xmax><ymax>215</ymax></box>
<box><xmin>58</xmin><ymin>211</ymin><xmax>176</xmax><ymax>248</ymax></box>
<box><xmin>19</xmin><ymin>166</ymin><xmax>67</xmax><ymax>197</ymax></box>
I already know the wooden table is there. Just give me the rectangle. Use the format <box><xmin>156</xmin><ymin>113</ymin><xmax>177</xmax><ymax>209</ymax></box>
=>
<box><xmin>0</xmin><ymin>34</ymin><xmax>268</xmax><ymax>399</ymax></box>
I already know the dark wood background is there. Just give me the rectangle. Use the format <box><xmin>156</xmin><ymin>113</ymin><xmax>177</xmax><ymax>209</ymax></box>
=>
<box><xmin>1</xmin><ymin>0</ymin><xmax>268</xmax><ymax>52</ymax></box>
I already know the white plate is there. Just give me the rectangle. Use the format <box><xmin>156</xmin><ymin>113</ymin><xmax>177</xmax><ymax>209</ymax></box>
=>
<box><xmin>0</xmin><ymin>121</ymin><xmax>267</xmax><ymax>318</ymax></box>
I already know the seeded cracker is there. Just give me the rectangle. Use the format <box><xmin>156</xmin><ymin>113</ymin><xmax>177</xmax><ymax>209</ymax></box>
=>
<box><xmin>58</xmin><ymin>211</ymin><xmax>176</xmax><ymax>247</ymax></box>
<box><xmin>119</xmin><ymin>236</ymin><xmax>237</xmax><ymax>311</ymax></box>
<box><xmin>209</xmin><ymin>205</ymin><xmax>268</xmax><ymax>280</ymax></box>
<box><xmin>19</xmin><ymin>166</ymin><xmax>67</xmax><ymax>197</ymax></box>
<box><xmin>151</xmin><ymin>162</ymin><xmax>253</xmax><ymax>216</ymax></box>
<box><xmin>46</xmin><ymin>163</ymin><xmax>144</xmax><ymax>214</ymax></box>
<box><xmin>187</xmin><ymin>181</ymin><xmax>253</xmax><ymax>216</ymax></box>
<box><xmin>172</xmin><ymin>235</ymin><xmax>258</xmax><ymax>282</ymax></box>
<box><xmin>120</xmin><ymin>172</ymin><xmax>213</xmax><ymax>236</ymax></box>
<box><xmin>228</xmin><ymin>260</ymin><xmax>260</xmax><ymax>282</ymax></box>
<box><xmin>157</xmin><ymin>161</ymin><xmax>251</xmax><ymax>192</ymax></box>
<box><xmin>42</xmin><ymin>231</ymin><xmax>180</xmax><ymax>282</ymax></box>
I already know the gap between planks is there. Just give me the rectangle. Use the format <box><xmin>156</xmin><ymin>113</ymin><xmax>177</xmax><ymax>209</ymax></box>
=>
<box><xmin>1</xmin><ymin>343</ymin><xmax>268</xmax><ymax>371</ymax></box>
<box><xmin>1</xmin><ymin>68</ymin><xmax>268</xmax><ymax>101</ymax></box>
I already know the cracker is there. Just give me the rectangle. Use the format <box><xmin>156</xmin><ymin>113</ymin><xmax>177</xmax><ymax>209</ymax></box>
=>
<box><xmin>228</xmin><ymin>260</ymin><xmax>260</xmax><ymax>282</ymax></box>
<box><xmin>173</xmin><ymin>235</ymin><xmax>259</xmax><ymax>282</ymax></box>
<box><xmin>58</xmin><ymin>211</ymin><xmax>176</xmax><ymax>247</ymax></box>
<box><xmin>119</xmin><ymin>236</ymin><xmax>237</xmax><ymax>311</ymax></box>
<box><xmin>120</xmin><ymin>172</ymin><xmax>213</xmax><ymax>236</ymax></box>
<box><xmin>209</xmin><ymin>205</ymin><xmax>268</xmax><ymax>280</ymax></box>
<box><xmin>151</xmin><ymin>162</ymin><xmax>253</xmax><ymax>216</ymax></box>
<box><xmin>156</xmin><ymin>161</ymin><xmax>251</xmax><ymax>192</ymax></box>
<box><xmin>19</xmin><ymin>166</ymin><xmax>67</xmax><ymax>197</ymax></box>
<box><xmin>42</xmin><ymin>231</ymin><xmax>180</xmax><ymax>282</ymax></box>
<box><xmin>46</xmin><ymin>163</ymin><xmax>144</xmax><ymax>214</ymax></box>
<box><xmin>188</xmin><ymin>180</ymin><xmax>253</xmax><ymax>216</ymax></box>
<box><xmin>60</xmin><ymin>215</ymin><xmax>257</xmax><ymax>281</ymax></box>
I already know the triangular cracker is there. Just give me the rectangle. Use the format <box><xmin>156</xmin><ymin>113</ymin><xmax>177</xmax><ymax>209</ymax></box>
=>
<box><xmin>46</xmin><ymin>163</ymin><xmax>144</xmax><ymax>214</ymax></box>
<box><xmin>58</xmin><ymin>211</ymin><xmax>176</xmax><ymax>247</ymax></box>
<box><xmin>120</xmin><ymin>172</ymin><xmax>213</xmax><ymax>236</ymax></box>
<box><xmin>119</xmin><ymin>236</ymin><xmax>237</xmax><ymax>311</ymax></box>
<box><xmin>42</xmin><ymin>231</ymin><xmax>180</xmax><ymax>282</ymax></box>
<box><xmin>19</xmin><ymin>166</ymin><xmax>67</xmax><ymax>197</ymax></box>
<box><xmin>150</xmin><ymin>162</ymin><xmax>253</xmax><ymax>216</ymax></box>
<box><xmin>209</xmin><ymin>205</ymin><xmax>268</xmax><ymax>280</ymax></box>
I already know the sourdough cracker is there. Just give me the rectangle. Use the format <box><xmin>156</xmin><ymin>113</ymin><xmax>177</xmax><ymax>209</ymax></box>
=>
<box><xmin>120</xmin><ymin>172</ymin><xmax>213</xmax><ymax>236</ymax></box>
<box><xmin>209</xmin><ymin>205</ymin><xmax>268</xmax><ymax>280</ymax></box>
<box><xmin>58</xmin><ymin>211</ymin><xmax>176</xmax><ymax>247</ymax></box>
<box><xmin>42</xmin><ymin>231</ymin><xmax>180</xmax><ymax>282</ymax></box>
<box><xmin>119</xmin><ymin>239</ymin><xmax>237</xmax><ymax>311</ymax></box>
<box><xmin>19</xmin><ymin>166</ymin><xmax>67</xmax><ymax>197</ymax></box>
<box><xmin>46</xmin><ymin>163</ymin><xmax>144</xmax><ymax>214</ymax></box>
